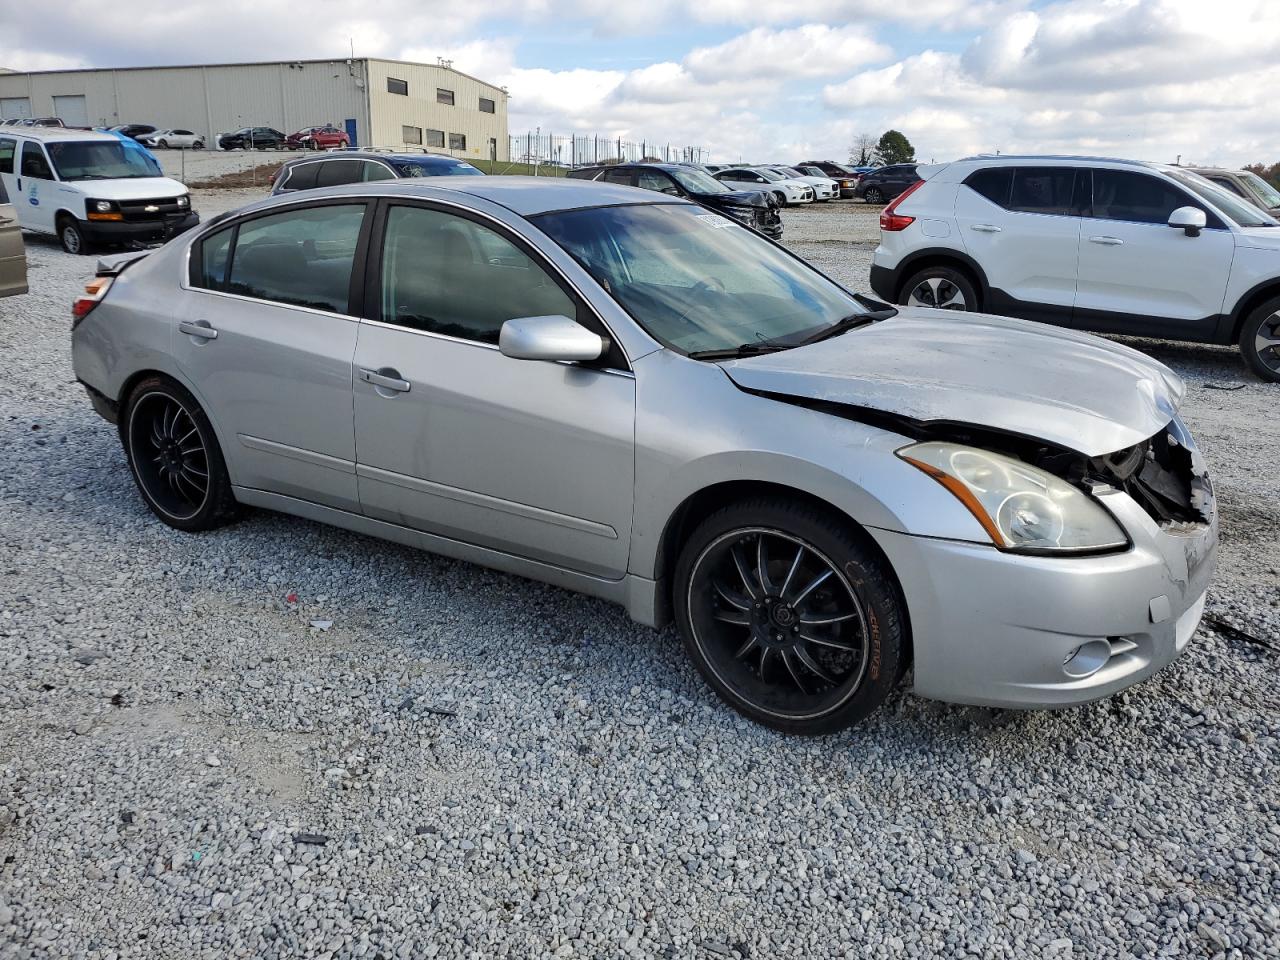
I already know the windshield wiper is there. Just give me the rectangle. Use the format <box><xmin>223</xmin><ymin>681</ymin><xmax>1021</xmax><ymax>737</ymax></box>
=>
<box><xmin>796</xmin><ymin>307</ymin><xmax>895</xmax><ymax>346</ymax></box>
<box><xmin>687</xmin><ymin>342</ymin><xmax>791</xmax><ymax>361</ymax></box>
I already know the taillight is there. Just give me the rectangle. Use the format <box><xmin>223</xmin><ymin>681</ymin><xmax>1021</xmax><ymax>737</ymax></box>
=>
<box><xmin>72</xmin><ymin>277</ymin><xmax>113</xmax><ymax>325</ymax></box>
<box><xmin>879</xmin><ymin>179</ymin><xmax>926</xmax><ymax>232</ymax></box>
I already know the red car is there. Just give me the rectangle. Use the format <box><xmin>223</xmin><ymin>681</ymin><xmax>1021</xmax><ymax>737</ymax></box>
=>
<box><xmin>285</xmin><ymin>125</ymin><xmax>349</xmax><ymax>150</ymax></box>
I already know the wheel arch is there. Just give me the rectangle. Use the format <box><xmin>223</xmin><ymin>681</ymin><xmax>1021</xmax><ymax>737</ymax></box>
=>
<box><xmin>652</xmin><ymin>479</ymin><xmax>913</xmax><ymax>667</ymax></box>
<box><xmin>114</xmin><ymin>368</ymin><xmax>239</xmax><ymax>480</ymax></box>
<box><xmin>892</xmin><ymin>248</ymin><xmax>990</xmax><ymax>308</ymax></box>
<box><xmin>1227</xmin><ymin>278</ymin><xmax>1280</xmax><ymax>344</ymax></box>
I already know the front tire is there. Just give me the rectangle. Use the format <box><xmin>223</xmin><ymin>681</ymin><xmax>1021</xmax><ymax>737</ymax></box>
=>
<box><xmin>1240</xmin><ymin>296</ymin><xmax>1280</xmax><ymax>383</ymax></box>
<box><xmin>674</xmin><ymin>498</ymin><xmax>906</xmax><ymax>735</ymax></box>
<box><xmin>121</xmin><ymin>377</ymin><xmax>240</xmax><ymax>532</ymax></box>
<box><xmin>58</xmin><ymin>216</ymin><xmax>91</xmax><ymax>255</ymax></box>
<box><xmin>899</xmin><ymin>266</ymin><xmax>977</xmax><ymax>312</ymax></box>
<box><xmin>158</xmin><ymin>139</ymin><xmax>169</xmax><ymax>149</ymax></box>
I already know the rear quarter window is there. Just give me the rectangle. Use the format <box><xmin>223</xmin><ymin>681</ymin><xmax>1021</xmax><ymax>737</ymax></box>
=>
<box><xmin>964</xmin><ymin>168</ymin><xmax>1013</xmax><ymax>206</ymax></box>
<box><xmin>281</xmin><ymin>162</ymin><xmax>320</xmax><ymax>192</ymax></box>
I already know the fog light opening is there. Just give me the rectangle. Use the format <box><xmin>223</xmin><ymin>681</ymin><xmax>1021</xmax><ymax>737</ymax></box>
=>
<box><xmin>1062</xmin><ymin>639</ymin><xmax>1111</xmax><ymax>679</ymax></box>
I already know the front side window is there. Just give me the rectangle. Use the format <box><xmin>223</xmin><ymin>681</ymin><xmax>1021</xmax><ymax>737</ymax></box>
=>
<box><xmin>387</xmin><ymin>77</ymin><xmax>408</xmax><ymax>96</ymax></box>
<box><xmin>1009</xmin><ymin>168</ymin><xmax>1076</xmax><ymax>216</ymax></box>
<box><xmin>425</xmin><ymin>129</ymin><xmax>445</xmax><ymax>148</ymax></box>
<box><xmin>362</xmin><ymin>161</ymin><xmax>395</xmax><ymax>182</ymax></box>
<box><xmin>402</xmin><ymin>125</ymin><xmax>423</xmax><ymax>145</ymax></box>
<box><xmin>670</xmin><ymin>167</ymin><xmax>729</xmax><ymax>194</ymax></box>
<box><xmin>437</xmin><ymin>88</ymin><xmax>455</xmax><ymax>106</ymax></box>
<box><xmin>20</xmin><ymin>141</ymin><xmax>54</xmax><ymax>179</ymax></box>
<box><xmin>207</xmin><ymin>204</ymin><xmax>366</xmax><ymax>313</ymax></box>
<box><xmin>44</xmin><ymin>139</ymin><xmax>162</xmax><ymax>180</ymax></box>
<box><xmin>636</xmin><ymin>170</ymin><xmax>680</xmax><ymax>195</ymax></box>
<box><xmin>479</xmin><ymin>97</ymin><xmax>495</xmax><ymax>114</ymax></box>
<box><xmin>534</xmin><ymin>203</ymin><xmax>867</xmax><ymax>355</ymax></box>
<box><xmin>448</xmin><ymin>133</ymin><xmax>466</xmax><ymax>151</ymax></box>
<box><xmin>1092</xmin><ymin>170</ymin><xmax>1198</xmax><ymax>226</ymax></box>
<box><xmin>379</xmin><ymin>204</ymin><xmax>575</xmax><ymax>344</ymax></box>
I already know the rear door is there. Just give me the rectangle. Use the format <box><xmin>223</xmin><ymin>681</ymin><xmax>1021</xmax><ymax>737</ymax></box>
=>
<box><xmin>954</xmin><ymin>165</ymin><xmax>1082</xmax><ymax>324</ymax></box>
<box><xmin>1073</xmin><ymin>168</ymin><xmax>1235</xmax><ymax>338</ymax></box>
<box><xmin>176</xmin><ymin>200</ymin><xmax>372</xmax><ymax>512</ymax></box>
<box><xmin>0</xmin><ymin>177</ymin><xmax>29</xmax><ymax>297</ymax></box>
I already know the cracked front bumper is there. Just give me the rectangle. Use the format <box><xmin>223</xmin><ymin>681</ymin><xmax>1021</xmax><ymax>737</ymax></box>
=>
<box><xmin>870</xmin><ymin>486</ymin><xmax>1217</xmax><ymax>709</ymax></box>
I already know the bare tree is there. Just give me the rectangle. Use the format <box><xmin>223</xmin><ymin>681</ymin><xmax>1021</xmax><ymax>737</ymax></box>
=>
<box><xmin>849</xmin><ymin>133</ymin><xmax>877</xmax><ymax>166</ymax></box>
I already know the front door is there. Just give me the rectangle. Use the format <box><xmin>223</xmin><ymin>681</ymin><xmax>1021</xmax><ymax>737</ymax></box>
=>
<box><xmin>956</xmin><ymin>165</ymin><xmax>1082</xmax><ymax>324</ymax></box>
<box><xmin>16</xmin><ymin>141</ymin><xmax>58</xmax><ymax>234</ymax></box>
<box><xmin>353</xmin><ymin>201</ymin><xmax>635</xmax><ymax>578</ymax></box>
<box><xmin>1073</xmin><ymin>168</ymin><xmax>1235</xmax><ymax>339</ymax></box>
<box><xmin>176</xmin><ymin>200</ymin><xmax>370</xmax><ymax>512</ymax></box>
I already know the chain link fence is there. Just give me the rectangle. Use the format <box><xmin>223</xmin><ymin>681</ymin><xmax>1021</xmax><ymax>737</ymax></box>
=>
<box><xmin>507</xmin><ymin>132</ymin><xmax>710</xmax><ymax>172</ymax></box>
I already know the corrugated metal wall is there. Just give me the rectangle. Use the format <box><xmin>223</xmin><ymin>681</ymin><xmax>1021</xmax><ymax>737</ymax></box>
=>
<box><xmin>365</xmin><ymin>60</ymin><xmax>509</xmax><ymax>161</ymax></box>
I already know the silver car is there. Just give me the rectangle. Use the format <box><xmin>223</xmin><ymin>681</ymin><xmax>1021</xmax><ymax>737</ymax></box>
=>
<box><xmin>70</xmin><ymin>178</ymin><xmax>1217</xmax><ymax>734</ymax></box>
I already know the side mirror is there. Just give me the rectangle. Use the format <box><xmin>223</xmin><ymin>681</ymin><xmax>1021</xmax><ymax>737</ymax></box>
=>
<box><xmin>1168</xmin><ymin>206</ymin><xmax>1207</xmax><ymax>237</ymax></box>
<box><xmin>499</xmin><ymin>315</ymin><xmax>606</xmax><ymax>363</ymax></box>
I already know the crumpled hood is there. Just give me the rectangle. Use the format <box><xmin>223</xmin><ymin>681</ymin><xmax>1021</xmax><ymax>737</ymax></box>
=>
<box><xmin>722</xmin><ymin>308</ymin><xmax>1185</xmax><ymax>457</ymax></box>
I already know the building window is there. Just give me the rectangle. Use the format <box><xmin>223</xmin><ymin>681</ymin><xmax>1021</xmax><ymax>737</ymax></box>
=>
<box><xmin>479</xmin><ymin>97</ymin><xmax>495</xmax><ymax>114</ymax></box>
<box><xmin>449</xmin><ymin>133</ymin><xmax>466</xmax><ymax>151</ymax></box>
<box><xmin>402</xmin><ymin>125</ymin><xmax>423</xmax><ymax>145</ymax></box>
<box><xmin>387</xmin><ymin>77</ymin><xmax>408</xmax><ymax>96</ymax></box>
<box><xmin>425</xmin><ymin>129</ymin><xmax>445</xmax><ymax>148</ymax></box>
<box><xmin>437</xmin><ymin>88</ymin><xmax>455</xmax><ymax>106</ymax></box>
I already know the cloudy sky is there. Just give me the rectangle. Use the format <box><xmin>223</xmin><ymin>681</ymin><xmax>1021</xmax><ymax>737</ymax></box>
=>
<box><xmin>4</xmin><ymin>0</ymin><xmax>1278</xmax><ymax>166</ymax></box>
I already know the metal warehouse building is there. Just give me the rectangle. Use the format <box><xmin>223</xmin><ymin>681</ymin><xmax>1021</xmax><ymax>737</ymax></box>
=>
<box><xmin>0</xmin><ymin>57</ymin><xmax>510</xmax><ymax>161</ymax></box>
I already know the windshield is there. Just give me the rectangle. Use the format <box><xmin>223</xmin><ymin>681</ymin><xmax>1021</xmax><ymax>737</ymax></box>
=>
<box><xmin>670</xmin><ymin>167</ymin><xmax>729</xmax><ymax>194</ymax></box>
<box><xmin>1167</xmin><ymin>170</ymin><xmax>1279</xmax><ymax>228</ymax></box>
<box><xmin>533</xmin><ymin>203</ymin><xmax>869</xmax><ymax>354</ymax></box>
<box><xmin>45</xmin><ymin>140</ymin><xmax>163</xmax><ymax>181</ymax></box>
<box><xmin>776</xmin><ymin>167</ymin><xmax>806</xmax><ymax>178</ymax></box>
<box><xmin>799</xmin><ymin>166</ymin><xmax>827</xmax><ymax>178</ymax></box>
<box><xmin>755</xmin><ymin>168</ymin><xmax>785</xmax><ymax>182</ymax></box>
<box><xmin>1241</xmin><ymin>171</ymin><xmax>1280</xmax><ymax>208</ymax></box>
<box><xmin>390</xmin><ymin>159</ymin><xmax>482</xmax><ymax>177</ymax></box>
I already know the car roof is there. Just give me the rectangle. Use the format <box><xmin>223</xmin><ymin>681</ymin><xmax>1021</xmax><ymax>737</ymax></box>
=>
<box><xmin>249</xmin><ymin>176</ymin><xmax>688</xmax><ymax>217</ymax></box>
<box><xmin>281</xmin><ymin>152</ymin><xmax>469</xmax><ymax>168</ymax></box>
<box><xmin>954</xmin><ymin>154</ymin><xmax>1157</xmax><ymax>169</ymax></box>
<box><xmin>1185</xmin><ymin>166</ymin><xmax>1239</xmax><ymax>175</ymax></box>
<box><xmin>3</xmin><ymin>127</ymin><xmax>121</xmax><ymax>142</ymax></box>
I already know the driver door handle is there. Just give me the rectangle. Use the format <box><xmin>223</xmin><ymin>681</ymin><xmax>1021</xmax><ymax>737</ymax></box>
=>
<box><xmin>360</xmin><ymin>368</ymin><xmax>411</xmax><ymax>393</ymax></box>
<box><xmin>1088</xmin><ymin>236</ymin><xmax>1124</xmax><ymax>246</ymax></box>
<box><xmin>970</xmin><ymin>223</ymin><xmax>1002</xmax><ymax>233</ymax></box>
<box><xmin>178</xmin><ymin>320</ymin><xmax>218</xmax><ymax>340</ymax></box>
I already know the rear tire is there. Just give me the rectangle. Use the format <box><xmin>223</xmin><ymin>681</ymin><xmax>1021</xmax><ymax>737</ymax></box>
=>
<box><xmin>899</xmin><ymin>266</ymin><xmax>978</xmax><ymax>312</ymax></box>
<box><xmin>864</xmin><ymin>187</ymin><xmax>884</xmax><ymax>204</ymax></box>
<box><xmin>121</xmin><ymin>376</ymin><xmax>241</xmax><ymax>532</ymax></box>
<box><xmin>673</xmin><ymin>498</ymin><xmax>906</xmax><ymax>735</ymax></box>
<box><xmin>1239</xmin><ymin>296</ymin><xmax>1280</xmax><ymax>382</ymax></box>
<box><xmin>158</xmin><ymin>139</ymin><xmax>169</xmax><ymax>149</ymax></box>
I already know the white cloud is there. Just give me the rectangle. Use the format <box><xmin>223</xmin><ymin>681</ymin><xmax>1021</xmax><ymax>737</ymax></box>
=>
<box><xmin>684</xmin><ymin>25</ymin><xmax>889</xmax><ymax>80</ymax></box>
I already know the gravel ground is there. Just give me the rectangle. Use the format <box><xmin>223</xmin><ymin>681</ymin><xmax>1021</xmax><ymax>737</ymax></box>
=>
<box><xmin>0</xmin><ymin>192</ymin><xmax>1277</xmax><ymax>960</ymax></box>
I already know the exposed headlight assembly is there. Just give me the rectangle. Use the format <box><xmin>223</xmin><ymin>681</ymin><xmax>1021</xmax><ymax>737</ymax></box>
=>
<box><xmin>898</xmin><ymin>442</ymin><xmax>1128</xmax><ymax>553</ymax></box>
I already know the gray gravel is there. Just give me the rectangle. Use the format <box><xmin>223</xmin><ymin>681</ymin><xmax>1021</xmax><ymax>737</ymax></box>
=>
<box><xmin>0</xmin><ymin>192</ymin><xmax>1277</xmax><ymax>960</ymax></box>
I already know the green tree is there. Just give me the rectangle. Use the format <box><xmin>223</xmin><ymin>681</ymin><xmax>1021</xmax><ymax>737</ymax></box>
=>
<box><xmin>876</xmin><ymin>130</ymin><xmax>915</xmax><ymax>165</ymax></box>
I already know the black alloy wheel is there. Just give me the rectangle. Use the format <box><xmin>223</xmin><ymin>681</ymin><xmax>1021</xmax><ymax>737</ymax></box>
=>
<box><xmin>864</xmin><ymin>186</ymin><xmax>884</xmax><ymax>204</ymax></box>
<box><xmin>1240</xmin><ymin>295</ymin><xmax>1280</xmax><ymax>383</ymax></box>
<box><xmin>675</xmin><ymin>500</ymin><xmax>905</xmax><ymax>734</ymax></box>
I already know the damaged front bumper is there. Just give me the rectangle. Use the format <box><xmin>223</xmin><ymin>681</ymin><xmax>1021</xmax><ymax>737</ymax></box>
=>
<box><xmin>870</xmin><ymin>417</ymin><xmax>1218</xmax><ymax>710</ymax></box>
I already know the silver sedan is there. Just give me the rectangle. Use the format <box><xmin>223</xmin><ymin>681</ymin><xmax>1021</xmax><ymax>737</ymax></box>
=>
<box><xmin>71</xmin><ymin>178</ymin><xmax>1217</xmax><ymax>734</ymax></box>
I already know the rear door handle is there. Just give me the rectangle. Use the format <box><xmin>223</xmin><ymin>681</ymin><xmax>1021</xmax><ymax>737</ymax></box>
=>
<box><xmin>1088</xmin><ymin>236</ymin><xmax>1124</xmax><ymax>246</ymax></box>
<box><xmin>970</xmin><ymin>223</ymin><xmax>1002</xmax><ymax>233</ymax></box>
<box><xmin>179</xmin><ymin>320</ymin><xmax>218</xmax><ymax>340</ymax></box>
<box><xmin>359</xmin><ymin>368</ymin><xmax>411</xmax><ymax>393</ymax></box>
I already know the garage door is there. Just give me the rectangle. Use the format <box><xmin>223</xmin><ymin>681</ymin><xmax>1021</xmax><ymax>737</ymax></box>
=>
<box><xmin>0</xmin><ymin>98</ymin><xmax>32</xmax><ymax>121</ymax></box>
<box><xmin>52</xmin><ymin>95</ymin><xmax>88</xmax><ymax>127</ymax></box>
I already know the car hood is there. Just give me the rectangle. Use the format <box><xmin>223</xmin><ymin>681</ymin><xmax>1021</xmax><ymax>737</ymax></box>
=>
<box><xmin>75</xmin><ymin>177</ymin><xmax>189</xmax><ymax>200</ymax></box>
<box><xmin>720</xmin><ymin>308</ymin><xmax>1184</xmax><ymax>457</ymax></box>
<box><xmin>697</xmin><ymin>189</ymin><xmax>772</xmax><ymax>208</ymax></box>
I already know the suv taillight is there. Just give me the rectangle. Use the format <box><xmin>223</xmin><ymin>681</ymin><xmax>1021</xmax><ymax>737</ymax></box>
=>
<box><xmin>879</xmin><ymin>179</ymin><xmax>925</xmax><ymax>232</ymax></box>
<box><xmin>72</xmin><ymin>277</ymin><xmax>113</xmax><ymax>326</ymax></box>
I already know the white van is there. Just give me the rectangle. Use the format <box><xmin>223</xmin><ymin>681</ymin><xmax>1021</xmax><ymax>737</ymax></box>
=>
<box><xmin>0</xmin><ymin>128</ymin><xmax>197</xmax><ymax>254</ymax></box>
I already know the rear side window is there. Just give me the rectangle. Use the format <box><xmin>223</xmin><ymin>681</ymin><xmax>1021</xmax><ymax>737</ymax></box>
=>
<box><xmin>0</xmin><ymin>137</ymin><xmax>13</xmax><ymax>174</ymax></box>
<box><xmin>1009</xmin><ymin>168</ymin><xmax>1076</xmax><ymax>216</ymax></box>
<box><xmin>1091</xmin><ymin>170</ymin><xmax>1191</xmax><ymax>225</ymax></box>
<box><xmin>316</xmin><ymin>161</ymin><xmax>363</xmax><ymax>188</ymax></box>
<box><xmin>965</xmin><ymin>168</ymin><xmax>1013</xmax><ymax>206</ymax></box>
<box><xmin>603</xmin><ymin>168</ymin><xmax>633</xmax><ymax>186</ymax></box>
<box><xmin>281</xmin><ymin>162</ymin><xmax>320</xmax><ymax>192</ymax></box>
<box><xmin>194</xmin><ymin>204</ymin><xmax>367</xmax><ymax>314</ymax></box>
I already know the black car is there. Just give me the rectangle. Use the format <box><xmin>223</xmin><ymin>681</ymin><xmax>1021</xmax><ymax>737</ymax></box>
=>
<box><xmin>108</xmin><ymin>123</ymin><xmax>157</xmax><ymax>141</ymax></box>
<box><xmin>218</xmin><ymin>127</ymin><xmax>288</xmax><ymax>150</ymax></box>
<box><xmin>567</xmin><ymin>162</ymin><xmax>782</xmax><ymax>239</ymax></box>
<box><xmin>855</xmin><ymin>164</ymin><xmax>920</xmax><ymax>204</ymax></box>
<box><xmin>269</xmin><ymin>151</ymin><xmax>484</xmax><ymax>194</ymax></box>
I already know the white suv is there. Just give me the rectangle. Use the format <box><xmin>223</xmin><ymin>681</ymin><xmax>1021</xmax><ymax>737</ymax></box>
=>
<box><xmin>869</xmin><ymin>155</ymin><xmax>1280</xmax><ymax>381</ymax></box>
